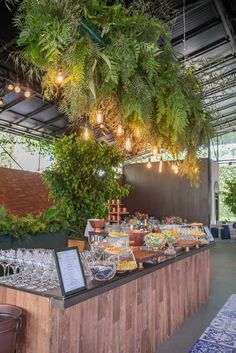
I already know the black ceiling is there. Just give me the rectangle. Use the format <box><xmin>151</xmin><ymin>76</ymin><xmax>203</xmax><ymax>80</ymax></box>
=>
<box><xmin>0</xmin><ymin>0</ymin><xmax>236</xmax><ymax>140</ymax></box>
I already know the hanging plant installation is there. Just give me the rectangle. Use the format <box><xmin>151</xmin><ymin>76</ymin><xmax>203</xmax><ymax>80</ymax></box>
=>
<box><xmin>7</xmin><ymin>0</ymin><xmax>213</xmax><ymax>183</ymax></box>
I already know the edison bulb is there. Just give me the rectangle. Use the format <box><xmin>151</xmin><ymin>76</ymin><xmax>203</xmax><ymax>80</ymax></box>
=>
<box><xmin>147</xmin><ymin>158</ymin><xmax>152</xmax><ymax>169</ymax></box>
<box><xmin>83</xmin><ymin>127</ymin><xmax>90</xmax><ymax>140</ymax></box>
<box><xmin>159</xmin><ymin>160</ymin><xmax>163</xmax><ymax>173</ymax></box>
<box><xmin>96</xmin><ymin>111</ymin><xmax>103</xmax><ymax>124</ymax></box>
<box><xmin>14</xmin><ymin>85</ymin><xmax>21</xmax><ymax>93</ymax></box>
<box><xmin>174</xmin><ymin>165</ymin><xmax>179</xmax><ymax>174</ymax></box>
<box><xmin>56</xmin><ymin>71</ymin><xmax>64</xmax><ymax>84</ymax></box>
<box><xmin>117</xmin><ymin>124</ymin><xmax>123</xmax><ymax>136</ymax></box>
<box><xmin>24</xmin><ymin>90</ymin><xmax>31</xmax><ymax>98</ymax></box>
<box><xmin>7</xmin><ymin>83</ymin><xmax>14</xmax><ymax>91</ymax></box>
<box><xmin>125</xmin><ymin>136</ymin><xmax>132</xmax><ymax>151</ymax></box>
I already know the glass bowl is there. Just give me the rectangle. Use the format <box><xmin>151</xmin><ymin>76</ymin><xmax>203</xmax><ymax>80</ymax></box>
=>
<box><xmin>88</xmin><ymin>261</ymin><xmax>116</xmax><ymax>282</ymax></box>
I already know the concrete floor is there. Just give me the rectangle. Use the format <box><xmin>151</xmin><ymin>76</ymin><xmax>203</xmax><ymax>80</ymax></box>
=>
<box><xmin>157</xmin><ymin>240</ymin><xmax>236</xmax><ymax>353</ymax></box>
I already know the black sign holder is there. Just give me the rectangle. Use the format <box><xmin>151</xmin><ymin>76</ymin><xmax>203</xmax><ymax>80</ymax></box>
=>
<box><xmin>54</xmin><ymin>247</ymin><xmax>87</xmax><ymax>297</ymax></box>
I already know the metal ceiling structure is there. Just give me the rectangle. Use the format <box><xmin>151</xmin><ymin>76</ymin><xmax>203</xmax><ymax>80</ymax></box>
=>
<box><xmin>0</xmin><ymin>0</ymin><xmax>236</xmax><ymax>140</ymax></box>
<box><xmin>171</xmin><ymin>0</ymin><xmax>236</xmax><ymax>135</ymax></box>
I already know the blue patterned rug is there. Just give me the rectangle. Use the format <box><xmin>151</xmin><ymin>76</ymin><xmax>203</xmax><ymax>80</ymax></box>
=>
<box><xmin>189</xmin><ymin>295</ymin><xmax>236</xmax><ymax>353</ymax></box>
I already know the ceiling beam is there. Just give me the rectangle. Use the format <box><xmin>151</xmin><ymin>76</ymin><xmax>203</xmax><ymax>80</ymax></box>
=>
<box><xmin>33</xmin><ymin>114</ymin><xmax>66</xmax><ymax>131</ymax></box>
<box><xmin>213</xmin><ymin>0</ymin><xmax>236</xmax><ymax>53</ymax></box>
<box><xmin>211</xmin><ymin>100</ymin><xmax>236</xmax><ymax>112</ymax></box>
<box><xmin>178</xmin><ymin>37</ymin><xmax>229</xmax><ymax>61</ymax></box>
<box><xmin>172</xmin><ymin>18</ymin><xmax>221</xmax><ymax>46</ymax></box>
<box><xmin>204</xmin><ymin>92</ymin><xmax>236</xmax><ymax>107</ymax></box>
<box><xmin>213</xmin><ymin>115</ymin><xmax>236</xmax><ymax>126</ymax></box>
<box><xmin>13</xmin><ymin>103</ymin><xmax>50</xmax><ymax>124</ymax></box>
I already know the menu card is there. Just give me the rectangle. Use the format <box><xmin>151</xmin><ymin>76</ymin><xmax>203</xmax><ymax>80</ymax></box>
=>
<box><xmin>54</xmin><ymin>247</ymin><xmax>87</xmax><ymax>296</ymax></box>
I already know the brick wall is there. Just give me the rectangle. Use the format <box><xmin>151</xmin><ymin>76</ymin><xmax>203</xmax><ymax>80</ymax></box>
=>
<box><xmin>0</xmin><ymin>167</ymin><xmax>51</xmax><ymax>216</ymax></box>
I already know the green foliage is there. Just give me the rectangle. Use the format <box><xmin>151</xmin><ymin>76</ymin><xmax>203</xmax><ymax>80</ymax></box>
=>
<box><xmin>221</xmin><ymin>166</ymin><xmax>236</xmax><ymax>217</ymax></box>
<box><xmin>9</xmin><ymin>0</ymin><xmax>213</xmax><ymax>182</ymax></box>
<box><xmin>0</xmin><ymin>205</ymin><xmax>68</xmax><ymax>238</ymax></box>
<box><xmin>43</xmin><ymin>134</ymin><xmax>130</xmax><ymax>234</ymax></box>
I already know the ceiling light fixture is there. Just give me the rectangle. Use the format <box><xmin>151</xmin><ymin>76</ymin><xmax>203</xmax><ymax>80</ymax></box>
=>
<box><xmin>24</xmin><ymin>89</ymin><xmax>31</xmax><ymax>98</ymax></box>
<box><xmin>116</xmin><ymin>124</ymin><xmax>123</xmax><ymax>136</ymax></box>
<box><xmin>7</xmin><ymin>83</ymin><xmax>14</xmax><ymax>91</ymax></box>
<box><xmin>14</xmin><ymin>84</ymin><xmax>21</xmax><ymax>93</ymax></box>
<box><xmin>147</xmin><ymin>157</ymin><xmax>152</xmax><ymax>169</ymax></box>
<box><xmin>125</xmin><ymin>135</ymin><xmax>132</xmax><ymax>152</ymax></box>
<box><xmin>96</xmin><ymin>111</ymin><xmax>103</xmax><ymax>124</ymax></box>
<box><xmin>56</xmin><ymin>70</ymin><xmax>64</xmax><ymax>84</ymax></box>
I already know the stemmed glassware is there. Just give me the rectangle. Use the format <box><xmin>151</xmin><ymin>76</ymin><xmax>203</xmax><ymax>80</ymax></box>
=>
<box><xmin>0</xmin><ymin>249</ymin><xmax>59</xmax><ymax>292</ymax></box>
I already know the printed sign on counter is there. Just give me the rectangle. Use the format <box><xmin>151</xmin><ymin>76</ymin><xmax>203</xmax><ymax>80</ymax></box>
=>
<box><xmin>54</xmin><ymin>247</ymin><xmax>87</xmax><ymax>296</ymax></box>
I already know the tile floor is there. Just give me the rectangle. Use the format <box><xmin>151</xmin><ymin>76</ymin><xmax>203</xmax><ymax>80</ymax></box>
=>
<box><xmin>157</xmin><ymin>240</ymin><xmax>236</xmax><ymax>353</ymax></box>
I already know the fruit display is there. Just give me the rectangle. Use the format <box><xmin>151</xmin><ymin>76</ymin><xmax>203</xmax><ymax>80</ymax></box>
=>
<box><xmin>116</xmin><ymin>260</ymin><xmax>137</xmax><ymax>272</ymax></box>
<box><xmin>88</xmin><ymin>261</ymin><xmax>116</xmax><ymax>282</ymax></box>
<box><xmin>190</xmin><ymin>222</ymin><xmax>203</xmax><ymax>227</ymax></box>
<box><xmin>162</xmin><ymin>229</ymin><xmax>180</xmax><ymax>244</ymax></box>
<box><xmin>188</xmin><ymin>230</ymin><xmax>206</xmax><ymax>237</ymax></box>
<box><xmin>145</xmin><ymin>233</ymin><xmax>165</xmax><ymax>249</ymax></box>
<box><xmin>109</xmin><ymin>231</ymin><xmax>128</xmax><ymax>237</ymax></box>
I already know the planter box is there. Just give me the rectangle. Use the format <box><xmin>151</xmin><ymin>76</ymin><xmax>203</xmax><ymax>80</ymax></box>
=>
<box><xmin>12</xmin><ymin>230</ymin><xmax>68</xmax><ymax>250</ymax></box>
<box><xmin>0</xmin><ymin>235</ymin><xmax>12</xmax><ymax>250</ymax></box>
<box><xmin>0</xmin><ymin>230</ymin><xmax>68</xmax><ymax>250</ymax></box>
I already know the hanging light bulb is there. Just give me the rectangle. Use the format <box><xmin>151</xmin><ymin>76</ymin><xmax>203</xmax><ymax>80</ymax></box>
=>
<box><xmin>96</xmin><ymin>111</ymin><xmax>103</xmax><ymax>124</ymax></box>
<box><xmin>0</xmin><ymin>97</ymin><xmax>4</xmax><ymax>106</ymax></box>
<box><xmin>117</xmin><ymin>124</ymin><xmax>123</xmax><ymax>136</ymax></box>
<box><xmin>135</xmin><ymin>128</ymin><xmax>140</xmax><ymax>138</ymax></box>
<box><xmin>83</xmin><ymin>127</ymin><xmax>90</xmax><ymax>140</ymax></box>
<box><xmin>147</xmin><ymin>157</ymin><xmax>152</xmax><ymax>169</ymax></box>
<box><xmin>14</xmin><ymin>84</ymin><xmax>21</xmax><ymax>93</ymax></box>
<box><xmin>7</xmin><ymin>83</ymin><xmax>14</xmax><ymax>91</ymax></box>
<box><xmin>174</xmin><ymin>164</ymin><xmax>179</xmax><ymax>174</ymax></box>
<box><xmin>125</xmin><ymin>136</ymin><xmax>132</xmax><ymax>152</ymax></box>
<box><xmin>56</xmin><ymin>70</ymin><xmax>64</xmax><ymax>84</ymax></box>
<box><xmin>24</xmin><ymin>89</ymin><xmax>31</xmax><ymax>98</ymax></box>
<box><xmin>159</xmin><ymin>160</ymin><xmax>163</xmax><ymax>173</ymax></box>
<box><xmin>153</xmin><ymin>146</ymin><xmax>158</xmax><ymax>156</ymax></box>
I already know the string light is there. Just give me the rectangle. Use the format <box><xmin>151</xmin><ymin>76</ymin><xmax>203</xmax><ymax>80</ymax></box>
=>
<box><xmin>153</xmin><ymin>146</ymin><xmax>158</xmax><ymax>156</ymax></box>
<box><xmin>96</xmin><ymin>111</ymin><xmax>103</xmax><ymax>124</ymax></box>
<box><xmin>116</xmin><ymin>124</ymin><xmax>123</xmax><ymax>136</ymax></box>
<box><xmin>159</xmin><ymin>159</ymin><xmax>163</xmax><ymax>173</ymax></box>
<box><xmin>125</xmin><ymin>136</ymin><xmax>132</xmax><ymax>152</ymax></box>
<box><xmin>7</xmin><ymin>83</ymin><xmax>14</xmax><ymax>91</ymax></box>
<box><xmin>56</xmin><ymin>70</ymin><xmax>64</xmax><ymax>84</ymax></box>
<box><xmin>24</xmin><ymin>89</ymin><xmax>31</xmax><ymax>98</ymax></box>
<box><xmin>83</xmin><ymin>127</ymin><xmax>90</xmax><ymax>140</ymax></box>
<box><xmin>0</xmin><ymin>97</ymin><xmax>4</xmax><ymax>106</ymax></box>
<box><xmin>147</xmin><ymin>157</ymin><xmax>152</xmax><ymax>169</ymax></box>
<box><xmin>174</xmin><ymin>165</ymin><xmax>179</xmax><ymax>174</ymax></box>
<box><xmin>14</xmin><ymin>84</ymin><xmax>21</xmax><ymax>93</ymax></box>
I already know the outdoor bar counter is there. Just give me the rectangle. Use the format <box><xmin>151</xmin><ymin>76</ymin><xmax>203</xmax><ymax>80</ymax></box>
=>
<box><xmin>0</xmin><ymin>245</ymin><xmax>212</xmax><ymax>353</ymax></box>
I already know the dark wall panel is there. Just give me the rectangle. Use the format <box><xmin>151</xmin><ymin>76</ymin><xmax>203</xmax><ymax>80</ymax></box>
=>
<box><xmin>123</xmin><ymin>159</ymin><xmax>210</xmax><ymax>224</ymax></box>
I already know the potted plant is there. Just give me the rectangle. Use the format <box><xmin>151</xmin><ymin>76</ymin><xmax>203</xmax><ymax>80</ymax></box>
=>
<box><xmin>0</xmin><ymin>206</ymin><xmax>69</xmax><ymax>249</ymax></box>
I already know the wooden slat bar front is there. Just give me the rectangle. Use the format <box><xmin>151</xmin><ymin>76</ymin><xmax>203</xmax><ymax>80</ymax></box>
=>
<box><xmin>0</xmin><ymin>248</ymin><xmax>210</xmax><ymax>353</ymax></box>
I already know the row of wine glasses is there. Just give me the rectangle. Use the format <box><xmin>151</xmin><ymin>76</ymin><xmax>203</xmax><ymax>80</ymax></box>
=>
<box><xmin>0</xmin><ymin>249</ymin><xmax>59</xmax><ymax>292</ymax></box>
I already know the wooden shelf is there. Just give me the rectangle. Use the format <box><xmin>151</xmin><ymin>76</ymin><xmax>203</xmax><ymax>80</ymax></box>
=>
<box><xmin>108</xmin><ymin>199</ymin><xmax>129</xmax><ymax>223</ymax></box>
